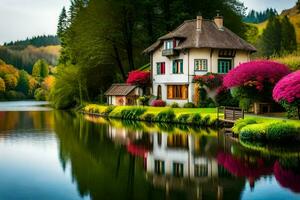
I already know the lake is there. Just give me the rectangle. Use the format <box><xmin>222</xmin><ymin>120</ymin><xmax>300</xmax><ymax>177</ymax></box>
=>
<box><xmin>0</xmin><ymin>101</ymin><xmax>299</xmax><ymax>200</ymax></box>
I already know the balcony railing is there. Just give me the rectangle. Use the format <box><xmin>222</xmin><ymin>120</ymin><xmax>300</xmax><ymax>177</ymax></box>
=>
<box><xmin>162</xmin><ymin>49</ymin><xmax>178</xmax><ymax>57</ymax></box>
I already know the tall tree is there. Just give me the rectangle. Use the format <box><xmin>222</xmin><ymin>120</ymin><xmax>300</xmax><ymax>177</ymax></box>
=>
<box><xmin>16</xmin><ymin>70</ymin><xmax>29</xmax><ymax>95</ymax></box>
<box><xmin>57</xmin><ymin>7</ymin><xmax>68</xmax><ymax>39</ymax></box>
<box><xmin>260</xmin><ymin>16</ymin><xmax>282</xmax><ymax>57</ymax></box>
<box><xmin>281</xmin><ymin>16</ymin><xmax>297</xmax><ymax>54</ymax></box>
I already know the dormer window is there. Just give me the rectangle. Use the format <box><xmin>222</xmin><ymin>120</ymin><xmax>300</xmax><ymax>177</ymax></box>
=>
<box><xmin>165</xmin><ymin>40</ymin><xmax>173</xmax><ymax>50</ymax></box>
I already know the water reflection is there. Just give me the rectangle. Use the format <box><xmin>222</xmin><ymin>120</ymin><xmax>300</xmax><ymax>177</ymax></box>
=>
<box><xmin>1</xmin><ymin>109</ymin><xmax>300</xmax><ymax>200</ymax></box>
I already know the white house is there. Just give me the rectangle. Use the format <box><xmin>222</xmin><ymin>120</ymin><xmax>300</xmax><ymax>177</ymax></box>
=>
<box><xmin>144</xmin><ymin>15</ymin><xmax>256</xmax><ymax>106</ymax></box>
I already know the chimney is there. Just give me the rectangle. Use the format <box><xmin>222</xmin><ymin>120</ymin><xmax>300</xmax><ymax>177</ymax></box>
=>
<box><xmin>214</xmin><ymin>12</ymin><xmax>223</xmax><ymax>30</ymax></box>
<box><xmin>196</xmin><ymin>15</ymin><xmax>203</xmax><ymax>32</ymax></box>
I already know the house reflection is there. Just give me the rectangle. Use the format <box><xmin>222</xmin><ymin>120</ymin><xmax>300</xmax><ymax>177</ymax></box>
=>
<box><xmin>107</xmin><ymin>124</ymin><xmax>244</xmax><ymax>200</ymax></box>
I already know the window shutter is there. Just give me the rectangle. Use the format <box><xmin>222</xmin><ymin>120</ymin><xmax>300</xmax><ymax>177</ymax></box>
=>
<box><xmin>181</xmin><ymin>85</ymin><xmax>188</xmax><ymax>99</ymax></box>
<box><xmin>156</xmin><ymin>63</ymin><xmax>159</xmax><ymax>74</ymax></box>
<box><xmin>180</xmin><ymin>60</ymin><xmax>183</xmax><ymax>73</ymax></box>
<box><xmin>167</xmin><ymin>86</ymin><xmax>173</xmax><ymax>99</ymax></box>
<box><xmin>173</xmin><ymin>61</ymin><xmax>176</xmax><ymax>73</ymax></box>
<box><xmin>162</xmin><ymin>63</ymin><xmax>165</xmax><ymax>74</ymax></box>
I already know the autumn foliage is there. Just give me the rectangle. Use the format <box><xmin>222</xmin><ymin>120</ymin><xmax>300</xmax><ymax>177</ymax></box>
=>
<box><xmin>126</xmin><ymin>70</ymin><xmax>150</xmax><ymax>86</ymax></box>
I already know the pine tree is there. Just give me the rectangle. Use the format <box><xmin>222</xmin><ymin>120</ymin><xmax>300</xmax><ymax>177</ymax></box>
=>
<box><xmin>281</xmin><ymin>16</ymin><xmax>297</xmax><ymax>54</ymax></box>
<box><xmin>260</xmin><ymin>16</ymin><xmax>282</xmax><ymax>57</ymax></box>
<box><xmin>57</xmin><ymin>7</ymin><xmax>68</xmax><ymax>39</ymax></box>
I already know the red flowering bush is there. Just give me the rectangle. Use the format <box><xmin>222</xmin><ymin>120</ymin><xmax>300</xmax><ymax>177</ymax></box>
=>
<box><xmin>194</xmin><ymin>73</ymin><xmax>223</xmax><ymax>89</ymax></box>
<box><xmin>273</xmin><ymin>71</ymin><xmax>300</xmax><ymax>119</ymax></box>
<box><xmin>151</xmin><ymin>99</ymin><xmax>166</xmax><ymax>107</ymax></box>
<box><xmin>126</xmin><ymin>70</ymin><xmax>150</xmax><ymax>86</ymax></box>
<box><xmin>223</xmin><ymin>61</ymin><xmax>290</xmax><ymax>109</ymax></box>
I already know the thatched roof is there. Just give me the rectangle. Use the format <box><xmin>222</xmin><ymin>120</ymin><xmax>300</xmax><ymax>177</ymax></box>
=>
<box><xmin>144</xmin><ymin>19</ymin><xmax>257</xmax><ymax>53</ymax></box>
<box><xmin>105</xmin><ymin>84</ymin><xmax>137</xmax><ymax>96</ymax></box>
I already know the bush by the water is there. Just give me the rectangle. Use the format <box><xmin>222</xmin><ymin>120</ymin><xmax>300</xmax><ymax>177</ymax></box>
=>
<box><xmin>266</xmin><ymin>123</ymin><xmax>299</xmax><ymax>141</ymax></box>
<box><xmin>155</xmin><ymin>109</ymin><xmax>176</xmax><ymax>123</ymax></box>
<box><xmin>177</xmin><ymin>114</ymin><xmax>190</xmax><ymax>124</ymax></box>
<box><xmin>239</xmin><ymin>121</ymin><xmax>300</xmax><ymax>143</ymax></box>
<box><xmin>119</xmin><ymin>108</ymin><xmax>146</xmax><ymax>120</ymax></box>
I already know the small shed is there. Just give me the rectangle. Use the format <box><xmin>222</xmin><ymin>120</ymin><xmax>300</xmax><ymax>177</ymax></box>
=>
<box><xmin>105</xmin><ymin>84</ymin><xmax>141</xmax><ymax>106</ymax></box>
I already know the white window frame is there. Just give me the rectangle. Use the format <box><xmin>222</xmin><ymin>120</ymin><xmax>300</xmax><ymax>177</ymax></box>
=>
<box><xmin>194</xmin><ymin>59</ymin><xmax>208</xmax><ymax>71</ymax></box>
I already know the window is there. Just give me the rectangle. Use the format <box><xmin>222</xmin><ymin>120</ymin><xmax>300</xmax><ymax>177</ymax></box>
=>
<box><xmin>195</xmin><ymin>164</ymin><xmax>208</xmax><ymax>177</ymax></box>
<box><xmin>156</xmin><ymin>62</ymin><xmax>165</xmax><ymax>75</ymax></box>
<box><xmin>218</xmin><ymin>59</ymin><xmax>232</xmax><ymax>74</ymax></box>
<box><xmin>172</xmin><ymin>59</ymin><xmax>183</xmax><ymax>74</ymax></box>
<box><xmin>167</xmin><ymin>85</ymin><xmax>188</xmax><ymax>99</ymax></box>
<box><xmin>154</xmin><ymin>160</ymin><xmax>165</xmax><ymax>175</ymax></box>
<box><xmin>173</xmin><ymin>163</ymin><xmax>184</xmax><ymax>177</ymax></box>
<box><xmin>195</xmin><ymin>59</ymin><xmax>208</xmax><ymax>71</ymax></box>
<box><xmin>219</xmin><ymin>49</ymin><xmax>236</xmax><ymax>57</ymax></box>
<box><xmin>165</xmin><ymin>40</ymin><xmax>173</xmax><ymax>50</ymax></box>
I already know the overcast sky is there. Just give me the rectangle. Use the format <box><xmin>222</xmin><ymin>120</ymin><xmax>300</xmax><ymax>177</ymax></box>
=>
<box><xmin>0</xmin><ymin>0</ymin><xmax>297</xmax><ymax>44</ymax></box>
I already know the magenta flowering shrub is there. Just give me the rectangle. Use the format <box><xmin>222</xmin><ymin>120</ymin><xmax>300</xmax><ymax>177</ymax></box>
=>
<box><xmin>273</xmin><ymin>71</ymin><xmax>300</xmax><ymax>104</ymax></box>
<box><xmin>273</xmin><ymin>71</ymin><xmax>300</xmax><ymax>119</ymax></box>
<box><xmin>126</xmin><ymin>70</ymin><xmax>150</xmax><ymax>86</ymax></box>
<box><xmin>151</xmin><ymin>99</ymin><xmax>166</xmax><ymax>107</ymax></box>
<box><xmin>224</xmin><ymin>60</ymin><xmax>290</xmax><ymax>92</ymax></box>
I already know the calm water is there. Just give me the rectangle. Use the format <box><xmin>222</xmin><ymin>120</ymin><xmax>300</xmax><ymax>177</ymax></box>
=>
<box><xmin>0</xmin><ymin>101</ymin><xmax>300</xmax><ymax>200</ymax></box>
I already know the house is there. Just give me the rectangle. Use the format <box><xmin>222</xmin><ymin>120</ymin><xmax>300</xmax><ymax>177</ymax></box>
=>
<box><xmin>144</xmin><ymin>15</ymin><xmax>256</xmax><ymax>106</ymax></box>
<box><xmin>105</xmin><ymin>84</ymin><xmax>143</xmax><ymax>106</ymax></box>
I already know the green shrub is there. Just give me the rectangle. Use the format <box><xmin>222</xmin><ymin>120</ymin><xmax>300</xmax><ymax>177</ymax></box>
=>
<box><xmin>200</xmin><ymin>115</ymin><xmax>211</xmax><ymax>126</ymax></box>
<box><xmin>177</xmin><ymin>114</ymin><xmax>190</xmax><ymax>124</ymax></box>
<box><xmin>266</xmin><ymin>122</ymin><xmax>299</xmax><ymax>141</ymax></box>
<box><xmin>170</xmin><ymin>102</ymin><xmax>180</xmax><ymax>108</ymax></box>
<box><xmin>155</xmin><ymin>109</ymin><xmax>176</xmax><ymax>123</ymax></box>
<box><xmin>232</xmin><ymin>119</ymin><xmax>257</xmax><ymax>134</ymax></box>
<box><xmin>142</xmin><ymin>113</ymin><xmax>156</xmax><ymax>122</ymax></box>
<box><xmin>183</xmin><ymin>102</ymin><xmax>196</xmax><ymax>108</ymax></box>
<box><xmin>207</xmin><ymin>98</ymin><xmax>216</xmax><ymax>108</ymax></box>
<box><xmin>138</xmin><ymin>96</ymin><xmax>150</xmax><ymax>106</ymax></box>
<box><xmin>188</xmin><ymin>113</ymin><xmax>202</xmax><ymax>125</ymax></box>
<box><xmin>120</xmin><ymin>108</ymin><xmax>146</xmax><ymax>120</ymax></box>
<box><xmin>239</xmin><ymin>124</ymin><xmax>266</xmax><ymax>142</ymax></box>
<box><xmin>34</xmin><ymin>88</ymin><xmax>47</xmax><ymax>101</ymax></box>
<box><xmin>102</xmin><ymin>106</ymin><xmax>115</xmax><ymax>115</ymax></box>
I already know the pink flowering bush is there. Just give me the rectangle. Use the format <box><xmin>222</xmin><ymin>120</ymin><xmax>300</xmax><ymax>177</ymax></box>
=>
<box><xmin>151</xmin><ymin>99</ymin><xmax>166</xmax><ymax>107</ymax></box>
<box><xmin>273</xmin><ymin>71</ymin><xmax>300</xmax><ymax>119</ymax></box>
<box><xmin>126</xmin><ymin>70</ymin><xmax>150</xmax><ymax>86</ymax></box>
<box><xmin>224</xmin><ymin>61</ymin><xmax>290</xmax><ymax>91</ymax></box>
<box><xmin>223</xmin><ymin>61</ymin><xmax>290</xmax><ymax>109</ymax></box>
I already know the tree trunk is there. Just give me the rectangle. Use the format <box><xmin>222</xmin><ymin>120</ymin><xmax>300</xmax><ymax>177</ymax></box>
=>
<box><xmin>113</xmin><ymin>44</ymin><xmax>126</xmax><ymax>81</ymax></box>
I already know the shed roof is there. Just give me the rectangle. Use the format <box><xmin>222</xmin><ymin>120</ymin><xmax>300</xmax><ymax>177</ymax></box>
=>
<box><xmin>105</xmin><ymin>84</ymin><xmax>137</xmax><ymax>96</ymax></box>
<box><xmin>144</xmin><ymin>19</ymin><xmax>256</xmax><ymax>53</ymax></box>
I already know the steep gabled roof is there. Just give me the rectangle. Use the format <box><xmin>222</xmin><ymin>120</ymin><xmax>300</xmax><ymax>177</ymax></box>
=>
<box><xmin>105</xmin><ymin>84</ymin><xmax>137</xmax><ymax>96</ymax></box>
<box><xmin>144</xmin><ymin>19</ymin><xmax>257</xmax><ymax>53</ymax></box>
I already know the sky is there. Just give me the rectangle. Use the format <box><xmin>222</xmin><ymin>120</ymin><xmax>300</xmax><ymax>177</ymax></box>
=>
<box><xmin>0</xmin><ymin>0</ymin><xmax>298</xmax><ymax>44</ymax></box>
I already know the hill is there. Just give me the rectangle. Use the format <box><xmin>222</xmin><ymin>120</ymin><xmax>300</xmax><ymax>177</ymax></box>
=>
<box><xmin>4</xmin><ymin>35</ymin><xmax>60</xmax><ymax>50</ymax></box>
<box><xmin>246</xmin><ymin>5</ymin><xmax>300</xmax><ymax>45</ymax></box>
<box><xmin>0</xmin><ymin>35</ymin><xmax>61</xmax><ymax>73</ymax></box>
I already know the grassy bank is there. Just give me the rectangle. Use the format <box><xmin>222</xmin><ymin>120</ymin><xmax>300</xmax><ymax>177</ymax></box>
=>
<box><xmin>82</xmin><ymin>104</ymin><xmax>219</xmax><ymax>127</ymax></box>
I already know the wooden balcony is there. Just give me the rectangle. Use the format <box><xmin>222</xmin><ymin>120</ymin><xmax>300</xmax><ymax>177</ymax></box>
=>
<box><xmin>162</xmin><ymin>49</ymin><xmax>178</xmax><ymax>57</ymax></box>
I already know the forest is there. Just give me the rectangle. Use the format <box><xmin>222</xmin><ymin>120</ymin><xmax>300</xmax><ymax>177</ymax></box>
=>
<box><xmin>0</xmin><ymin>35</ymin><xmax>60</xmax><ymax>73</ymax></box>
<box><xmin>52</xmin><ymin>0</ymin><xmax>247</xmax><ymax>109</ymax></box>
